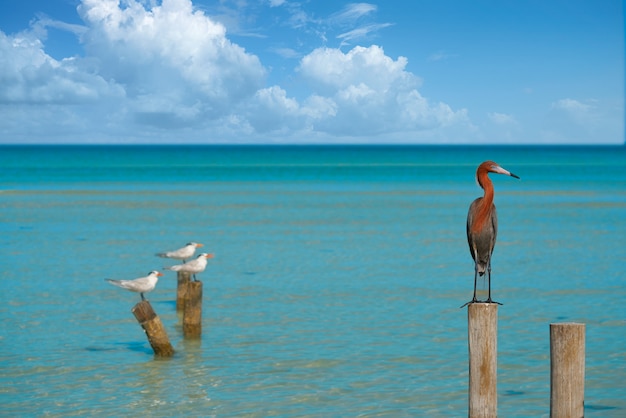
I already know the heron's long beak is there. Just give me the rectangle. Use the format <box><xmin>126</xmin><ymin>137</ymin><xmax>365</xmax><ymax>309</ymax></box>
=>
<box><xmin>493</xmin><ymin>165</ymin><xmax>520</xmax><ymax>179</ymax></box>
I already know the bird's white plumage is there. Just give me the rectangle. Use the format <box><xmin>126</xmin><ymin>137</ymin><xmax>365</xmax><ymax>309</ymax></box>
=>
<box><xmin>106</xmin><ymin>270</ymin><xmax>162</xmax><ymax>299</ymax></box>
<box><xmin>156</xmin><ymin>242</ymin><xmax>203</xmax><ymax>261</ymax></box>
<box><xmin>165</xmin><ymin>253</ymin><xmax>213</xmax><ymax>275</ymax></box>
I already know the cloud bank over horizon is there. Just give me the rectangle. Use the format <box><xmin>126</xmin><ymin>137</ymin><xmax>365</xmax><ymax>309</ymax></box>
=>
<box><xmin>0</xmin><ymin>0</ymin><xmax>623</xmax><ymax>144</ymax></box>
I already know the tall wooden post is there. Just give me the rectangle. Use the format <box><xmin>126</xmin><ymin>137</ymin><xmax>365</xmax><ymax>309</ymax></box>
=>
<box><xmin>176</xmin><ymin>271</ymin><xmax>191</xmax><ymax>311</ymax></box>
<box><xmin>183</xmin><ymin>280</ymin><xmax>203</xmax><ymax>338</ymax></box>
<box><xmin>131</xmin><ymin>300</ymin><xmax>174</xmax><ymax>357</ymax></box>
<box><xmin>467</xmin><ymin>303</ymin><xmax>498</xmax><ymax>418</ymax></box>
<box><xmin>550</xmin><ymin>322</ymin><xmax>585</xmax><ymax>418</ymax></box>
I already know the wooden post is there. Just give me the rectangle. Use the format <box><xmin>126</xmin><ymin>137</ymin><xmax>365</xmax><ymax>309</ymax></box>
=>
<box><xmin>550</xmin><ymin>322</ymin><xmax>585</xmax><ymax>418</ymax></box>
<box><xmin>183</xmin><ymin>280</ymin><xmax>203</xmax><ymax>338</ymax></box>
<box><xmin>467</xmin><ymin>303</ymin><xmax>498</xmax><ymax>418</ymax></box>
<box><xmin>176</xmin><ymin>271</ymin><xmax>191</xmax><ymax>311</ymax></box>
<box><xmin>131</xmin><ymin>300</ymin><xmax>174</xmax><ymax>357</ymax></box>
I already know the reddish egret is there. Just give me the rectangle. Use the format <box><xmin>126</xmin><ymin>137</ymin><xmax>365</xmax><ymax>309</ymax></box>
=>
<box><xmin>461</xmin><ymin>161</ymin><xmax>519</xmax><ymax>307</ymax></box>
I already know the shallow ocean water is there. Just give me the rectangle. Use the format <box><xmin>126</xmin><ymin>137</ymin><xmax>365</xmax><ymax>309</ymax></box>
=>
<box><xmin>0</xmin><ymin>145</ymin><xmax>625</xmax><ymax>416</ymax></box>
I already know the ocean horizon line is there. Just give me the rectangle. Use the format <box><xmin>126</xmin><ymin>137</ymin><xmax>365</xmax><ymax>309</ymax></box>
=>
<box><xmin>1</xmin><ymin>142</ymin><xmax>624</xmax><ymax>148</ymax></box>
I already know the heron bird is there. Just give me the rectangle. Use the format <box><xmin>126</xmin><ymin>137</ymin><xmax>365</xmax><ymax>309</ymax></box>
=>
<box><xmin>156</xmin><ymin>242</ymin><xmax>203</xmax><ymax>263</ymax></box>
<box><xmin>461</xmin><ymin>161</ymin><xmax>519</xmax><ymax>308</ymax></box>
<box><xmin>105</xmin><ymin>270</ymin><xmax>163</xmax><ymax>301</ymax></box>
<box><xmin>164</xmin><ymin>253</ymin><xmax>214</xmax><ymax>281</ymax></box>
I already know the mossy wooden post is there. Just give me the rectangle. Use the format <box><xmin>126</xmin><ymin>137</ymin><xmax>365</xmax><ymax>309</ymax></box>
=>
<box><xmin>183</xmin><ymin>280</ymin><xmax>203</xmax><ymax>338</ymax></box>
<box><xmin>131</xmin><ymin>300</ymin><xmax>174</xmax><ymax>357</ymax></box>
<box><xmin>550</xmin><ymin>322</ymin><xmax>585</xmax><ymax>418</ymax></box>
<box><xmin>467</xmin><ymin>303</ymin><xmax>498</xmax><ymax>418</ymax></box>
<box><xmin>176</xmin><ymin>271</ymin><xmax>191</xmax><ymax>311</ymax></box>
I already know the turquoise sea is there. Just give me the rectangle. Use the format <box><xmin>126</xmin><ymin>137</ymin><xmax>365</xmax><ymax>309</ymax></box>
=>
<box><xmin>1</xmin><ymin>145</ymin><xmax>625</xmax><ymax>417</ymax></box>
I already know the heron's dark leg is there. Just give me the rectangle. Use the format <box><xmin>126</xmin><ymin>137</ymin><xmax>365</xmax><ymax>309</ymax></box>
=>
<box><xmin>141</xmin><ymin>293</ymin><xmax>145</xmax><ymax>301</ymax></box>
<box><xmin>460</xmin><ymin>264</ymin><xmax>480</xmax><ymax>308</ymax></box>
<box><xmin>485</xmin><ymin>262</ymin><xmax>502</xmax><ymax>305</ymax></box>
<box><xmin>193</xmin><ymin>274</ymin><xmax>197</xmax><ymax>282</ymax></box>
<box><xmin>472</xmin><ymin>264</ymin><xmax>479</xmax><ymax>301</ymax></box>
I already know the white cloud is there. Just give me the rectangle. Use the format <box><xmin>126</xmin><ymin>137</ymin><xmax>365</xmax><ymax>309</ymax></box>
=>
<box><xmin>271</xmin><ymin>47</ymin><xmax>301</xmax><ymax>59</ymax></box>
<box><xmin>488</xmin><ymin>112</ymin><xmax>517</xmax><ymax>125</ymax></box>
<box><xmin>0</xmin><ymin>0</ymin><xmax>473</xmax><ymax>143</ymax></box>
<box><xmin>337</xmin><ymin>23</ymin><xmax>394</xmax><ymax>46</ymax></box>
<box><xmin>329</xmin><ymin>3</ymin><xmax>377</xmax><ymax>26</ymax></box>
<box><xmin>77</xmin><ymin>0</ymin><xmax>266</xmax><ymax>123</ymax></box>
<box><xmin>298</xmin><ymin>45</ymin><xmax>417</xmax><ymax>93</ymax></box>
<box><xmin>245</xmin><ymin>86</ymin><xmax>300</xmax><ymax>133</ymax></box>
<box><xmin>0</xmin><ymin>30</ymin><xmax>123</xmax><ymax>104</ymax></box>
<box><xmin>551</xmin><ymin>98</ymin><xmax>592</xmax><ymax>112</ymax></box>
<box><xmin>541</xmin><ymin>97</ymin><xmax>624</xmax><ymax>144</ymax></box>
<box><xmin>326</xmin><ymin>3</ymin><xmax>391</xmax><ymax>46</ymax></box>
<box><xmin>296</xmin><ymin>45</ymin><xmax>468</xmax><ymax>136</ymax></box>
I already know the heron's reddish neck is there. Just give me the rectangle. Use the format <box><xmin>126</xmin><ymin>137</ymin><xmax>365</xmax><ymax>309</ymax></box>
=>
<box><xmin>472</xmin><ymin>169</ymin><xmax>495</xmax><ymax>233</ymax></box>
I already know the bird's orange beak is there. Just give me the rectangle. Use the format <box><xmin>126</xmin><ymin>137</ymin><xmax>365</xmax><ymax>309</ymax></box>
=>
<box><xmin>205</xmin><ymin>253</ymin><xmax>214</xmax><ymax>259</ymax></box>
<box><xmin>156</xmin><ymin>272</ymin><xmax>163</xmax><ymax>276</ymax></box>
<box><xmin>197</xmin><ymin>243</ymin><xmax>204</xmax><ymax>247</ymax></box>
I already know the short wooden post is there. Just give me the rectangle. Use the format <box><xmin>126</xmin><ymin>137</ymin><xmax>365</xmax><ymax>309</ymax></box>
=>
<box><xmin>467</xmin><ymin>303</ymin><xmax>498</xmax><ymax>418</ymax></box>
<box><xmin>550</xmin><ymin>322</ymin><xmax>585</xmax><ymax>418</ymax></box>
<box><xmin>183</xmin><ymin>280</ymin><xmax>203</xmax><ymax>338</ymax></box>
<box><xmin>131</xmin><ymin>300</ymin><xmax>174</xmax><ymax>357</ymax></box>
<box><xmin>176</xmin><ymin>271</ymin><xmax>191</xmax><ymax>311</ymax></box>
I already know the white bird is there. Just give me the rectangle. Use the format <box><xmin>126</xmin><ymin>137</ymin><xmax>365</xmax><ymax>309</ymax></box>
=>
<box><xmin>156</xmin><ymin>242</ymin><xmax>203</xmax><ymax>262</ymax></box>
<box><xmin>164</xmin><ymin>253</ymin><xmax>214</xmax><ymax>281</ymax></box>
<box><xmin>105</xmin><ymin>270</ymin><xmax>163</xmax><ymax>301</ymax></box>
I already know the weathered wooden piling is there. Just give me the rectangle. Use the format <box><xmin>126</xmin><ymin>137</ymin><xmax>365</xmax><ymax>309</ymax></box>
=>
<box><xmin>176</xmin><ymin>271</ymin><xmax>191</xmax><ymax>311</ymax></box>
<box><xmin>131</xmin><ymin>300</ymin><xmax>174</xmax><ymax>357</ymax></box>
<box><xmin>467</xmin><ymin>303</ymin><xmax>498</xmax><ymax>418</ymax></box>
<box><xmin>183</xmin><ymin>280</ymin><xmax>203</xmax><ymax>338</ymax></box>
<box><xmin>550</xmin><ymin>322</ymin><xmax>585</xmax><ymax>418</ymax></box>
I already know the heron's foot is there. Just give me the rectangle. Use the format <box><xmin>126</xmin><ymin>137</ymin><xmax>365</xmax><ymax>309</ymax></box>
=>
<box><xmin>460</xmin><ymin>298</ymin><xmax>479</xmax><ymax>309</ymax></box>
<box><xmin>485</xmin><ymin>298</ymin><xmax>503</xmax><ymax>306</ymax></box>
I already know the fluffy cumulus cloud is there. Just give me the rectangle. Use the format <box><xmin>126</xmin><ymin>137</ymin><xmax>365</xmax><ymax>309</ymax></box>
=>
<box><xmin>0</xmin><ymin>30</ymin><xmax>122</xmax><ymax>104</ymax></box>
<box><xmin>77</xmin><ymin>0</ymin><xmax>266</xmax><ymax>127</ymax></box>
<box><xmin>0</xmin><ymin>0</ymin><xmax>472</xmax><ymax>143</ymax></box>
<box><xmin>240</xmin><ymin>45</ymin><xmax>469</xmax><ymax>140</ymax></box>
<box><xmin>295</xmin><ymin>45</ymin><xmax>468</xmax><ymax>137</ymax></box>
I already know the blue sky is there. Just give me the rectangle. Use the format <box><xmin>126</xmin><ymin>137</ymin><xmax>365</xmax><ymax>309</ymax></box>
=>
<box><xmin>0</xmin><ymin>0</ymin><xmax>623</xmax><ymax>144</ymax></box>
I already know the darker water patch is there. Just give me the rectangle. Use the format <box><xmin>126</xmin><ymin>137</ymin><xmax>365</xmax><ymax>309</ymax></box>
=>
<box><xmin>503</xmin><ymin>390</ymin><xmax>525</xmax><ymax>396</ymax></box>
<box><xmin>85</xmin><ymin>341</ymin><xmax>153</xmax><ymax>355</ymax></box>
<box><xmin>585</xmin><ymin>404</ymin><xmax>618</xmax><ymax>411</ymax></box>
<box><xmin>85</xmin><ymin>346</ymin><xmax>116</xmax><ymax>352</ymax></box>
<box><xmin>114</xmin><ymin>341</ymin><xmax>154</xmax><ymax>354</ymax></box>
